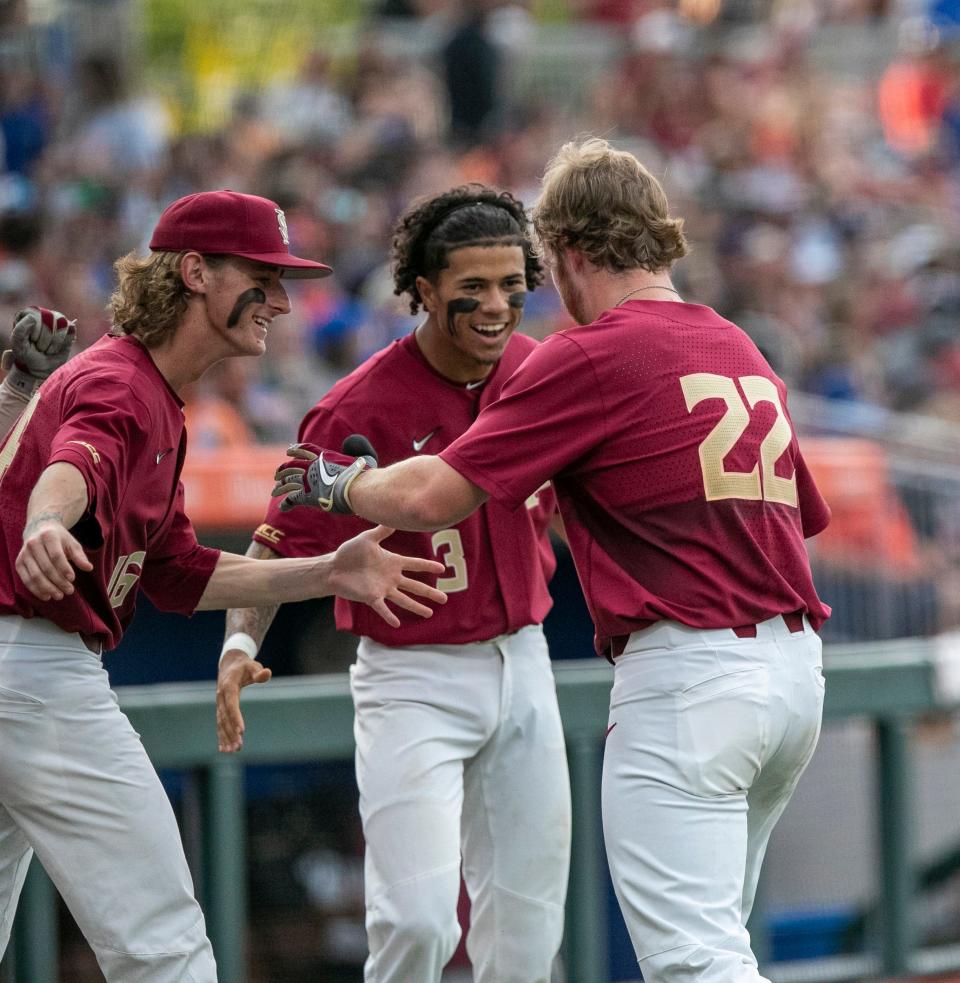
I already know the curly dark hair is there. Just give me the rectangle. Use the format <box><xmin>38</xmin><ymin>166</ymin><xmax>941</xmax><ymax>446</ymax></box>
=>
<box><xmin>391</xmin><ymin>185</ymin><xmax>544</xmax><ymax>315</ymax></box>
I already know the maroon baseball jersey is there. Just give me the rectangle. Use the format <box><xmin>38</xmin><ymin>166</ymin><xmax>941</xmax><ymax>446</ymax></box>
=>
<box><xmin>441</xmin><ymin>300</ymin><xmax>831</xmax><ymax>658</ymax></box>
<box><xmin>0</xmin><ymin>334</ymin><xmax>221</xmax><ymax>650</ymax></box>
<box><xmin>254</xmin><ymin>331</ymin><xmax>556</xmax><ymax>646</ymax></box>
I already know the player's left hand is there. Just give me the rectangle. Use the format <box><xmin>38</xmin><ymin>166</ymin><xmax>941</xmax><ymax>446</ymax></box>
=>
<box><xmin>216</xmin><ymin>650</ymin><xmax>272</xmax><ymax>754</ymax></box>
<box><xmin>1</xmin><ymin>307</ymin><xmax>77</xmax><ymax>397</ymax></box>
<box><xmin>273</xmin><ymin>439</ymin><xmax>376</xmax><ymax>514</ymax></box>
<box><xmin>328</xmin><ymin>524</ymin><xmax>447</xmax><ymax>627</ymax></box>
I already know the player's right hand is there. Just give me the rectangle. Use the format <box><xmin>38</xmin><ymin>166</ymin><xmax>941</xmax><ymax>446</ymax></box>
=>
<box><xmin>216</xmin><ymin>650</ymin><xmax>272</xmax><ymax>753</ymax></box>
<box><xmin>273</xmin><ymin>441</ymin><xmax>376</xmax><ymax>514</ymax></box>
<box><xmin>1</xmin><ymin>307</ymin><xmax>77</xmax><ymax>393</ymax></box>
<box><xmin>16</xmin><ymin>517</ymin><xmax>94</xmax><ymax>602</ymax></box>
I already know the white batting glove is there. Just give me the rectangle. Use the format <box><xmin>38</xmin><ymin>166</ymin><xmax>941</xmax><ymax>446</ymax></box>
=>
<box><xmin>1</xmin><ymin>307</ymin><xmax>78</xmax><ymax>398</ymax></box>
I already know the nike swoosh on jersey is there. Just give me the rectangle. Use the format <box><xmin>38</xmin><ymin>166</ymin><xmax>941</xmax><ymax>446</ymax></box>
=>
<box><xmin>156</xmin><ymin>448</ymin><xmax>173</xmax><ymax>464</ymax></box>
<box><xmin>412</xmin><ymin>429</ymin><xmax>438</xmax><ymax>452</ymax></box>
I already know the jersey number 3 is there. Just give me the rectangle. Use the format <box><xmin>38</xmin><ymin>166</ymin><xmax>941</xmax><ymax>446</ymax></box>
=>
<box><xmin>431</xmin><ymin>529</ymin><xmax>468</xmax><ymax>593</ymax></box>
<box><xmin>680</xmin><ymin>373</ymin><xmax>797</xmax><ymax>507</ymax></box>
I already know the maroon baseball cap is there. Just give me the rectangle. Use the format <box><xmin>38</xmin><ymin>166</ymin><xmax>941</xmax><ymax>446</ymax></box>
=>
<box><xmin>149</xmin><ymin>190</ymin><xmax>332</xmax><ymax>279</ymax></box>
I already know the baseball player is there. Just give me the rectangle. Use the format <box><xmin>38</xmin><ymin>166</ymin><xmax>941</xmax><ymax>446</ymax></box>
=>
<box><xmin>274</xmin><ymin>140</ymin><xmax>833</xmax><ymax>983</ymax></box>
<box><xmin>0</xmin><ymin>190</ymin><xmax>446</xmax><ymax>983</ymax></box>
<box><xmin>217</xmin><ymin>186</ymin><xmax>571</xmax><ymax>983</ymax></box>
<box><xmin>0</xmin><ymin>306</ymin><xmax>77</xmax><ymax>437</ymax></box>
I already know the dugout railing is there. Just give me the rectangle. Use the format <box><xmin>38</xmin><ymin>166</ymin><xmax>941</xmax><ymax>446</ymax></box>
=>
<box><xmin>0</xmin><ymin>643</ymin><xmax>952</xmax><ymax>983</ymax></box>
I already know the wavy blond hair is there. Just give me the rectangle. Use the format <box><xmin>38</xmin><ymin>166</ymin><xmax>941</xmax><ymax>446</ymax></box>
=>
<box><xmin>533</xmin><ymin>138</ymin><xmax>688</xmax><ymax>273</ymax></box>
<box><xmin>111</xmin><ymin>251</ymin><xmax>230</xmax><ymax>348</ymax></box>
<box><xmin>110</xmin><ymin>250</ymin><xmax>191</xmax><ymax>348</ymax></box>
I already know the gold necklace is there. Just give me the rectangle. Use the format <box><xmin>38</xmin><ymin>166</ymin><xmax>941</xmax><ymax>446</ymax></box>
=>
<box><xmin>616</xmin><ymin>285</ymin><xmax>680</xmax><ymax>306</ymax></box>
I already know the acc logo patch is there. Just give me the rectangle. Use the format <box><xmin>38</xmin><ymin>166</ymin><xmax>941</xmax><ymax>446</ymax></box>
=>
<box><xmin>275</xmin><ymin>208</ymin><xmax>290</xmax><ymax>245</ymax></box>
<box><xmin>66</xmin><ymin>440</ymin><xmax>101</xmax><ymax>466</ymax></box>
<box><xmin>255</xmin><ymin>523</ymin><xmax>284</xmax><ymax>545</ymax></box>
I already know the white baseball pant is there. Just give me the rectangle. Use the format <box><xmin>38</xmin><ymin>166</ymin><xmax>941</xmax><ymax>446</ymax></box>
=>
<box><xmin>0</xmin><ymin>615</ymin><xmax>217</xmax><ymax>982</ymax></box>
<box><xmin>350</xmin><ymin>624</ymin><xmax>571</xmax><ymax>983</ymax></box>
<box><xmin>602</xmin><ymin>614</ymin><xmax>824</xmax><ymax>983</ymax></box>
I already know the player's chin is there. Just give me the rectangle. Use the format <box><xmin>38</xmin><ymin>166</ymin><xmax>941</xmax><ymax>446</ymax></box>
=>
<box><xmin>471</xmin><ymin>336</ymin><xmax>510</xmax><ymax>362</ymax></box>
<box><xmin>241</xmin><ymin>333</ymin><xmax>267</xmax><ymax>356</ymax></box>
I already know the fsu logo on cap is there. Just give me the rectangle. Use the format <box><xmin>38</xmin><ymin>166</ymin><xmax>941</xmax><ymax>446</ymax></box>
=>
<box><xmin>275</xmin><ymin>208</ymin><xmax>290</xmax><ymax>245</ymax></box>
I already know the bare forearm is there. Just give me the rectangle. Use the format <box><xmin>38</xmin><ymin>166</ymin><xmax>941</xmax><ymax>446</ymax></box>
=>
<box><xmin>0</xmin><ymin>379</ymin><xmax>31</xmax><ymax>440</ymax></box>
<box><xmin>24</xmin><ymin>462</ymin><xmax>89</xmax><ymax>536</ymax></box>
<box><xmin>197</xmin><ymin>551</ymin><xmax>336</xmax><ymax>610</ymax></box>
<box><xmin>223</xmin><ymin>541</ymin><xmax>282</xmax><ymax>647</ymax></box>
<box><xmin>349</xmin><ymin>456</ymin><xmax>487</xmax><ymax>530</ymax></box>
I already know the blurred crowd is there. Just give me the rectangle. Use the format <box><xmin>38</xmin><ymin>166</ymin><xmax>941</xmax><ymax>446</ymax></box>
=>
<box><xmin>3</xmin><ymin>0</ymin><xmax>960</xmax><ymax>441</ymax></box>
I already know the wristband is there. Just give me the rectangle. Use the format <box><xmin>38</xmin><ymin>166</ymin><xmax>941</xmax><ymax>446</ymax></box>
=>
<box><xmin>338</xmin><ymin>460</ymin><xmax>370</xmax><ymax>513</ymax></box>
<box><xmin>1</xmin><ymin>364</ymin><xmax>38</xmax><ymax>399</ymax></box>
<box><xmin>220</xmin><ymin>632</ymin><xmax>258</xmax><ymax>665</ymax></box>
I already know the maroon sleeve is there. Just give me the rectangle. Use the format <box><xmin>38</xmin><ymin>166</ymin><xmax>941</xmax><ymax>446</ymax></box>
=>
<box><xmin>46</xmin><ymin>379</ymin><xmax>159</xmax><ymax>548</ymax></box>
<box><xmin>140</xmin><ymin>481</ymin><xmax>221</xmax><ymax>614</ymax></box>
<box><xmin>252</xmin><ymin>404</ymin><xmax>371</xmax><ymax>558</ymax></box>
<box><xmin>441</xmin><ymin>334</ymin><xmax>607</xmax><ymax>508</ymax></box>
<box><xmin>795</xmin><ymin>452</ymin><xmax>831</xmax><ymax>538</ymax></box>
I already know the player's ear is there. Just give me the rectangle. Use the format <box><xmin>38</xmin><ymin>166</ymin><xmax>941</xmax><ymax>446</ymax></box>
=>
<box><xmin>179</xmin><ymin>252</ymin><xmax>207</xmax><ymax>294</ymax></box>
<box><xmin>415</xmin><ymin>275</ymin><xmax>438</xmax><ymax>313</ymax></box>
<box><xmin>566</xmin><ymin>247</ymin><xmax>588</xmax><ymax>275</ymax></box>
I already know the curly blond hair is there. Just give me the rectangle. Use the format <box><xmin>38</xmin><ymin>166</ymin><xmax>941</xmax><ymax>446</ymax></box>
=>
<box><xmin>533</xmin><ymin>138</ymin><xmax>688</xmax><ymax>273</ymax></box>
<box><xmin>110</xmin><ymin>252</ymin><xmax>230</xmax><ymax>348</ymax></box>
<box><xmin>110</xmin><ymin>251</ymin><xmax>191</xmax><ymax>348</ymax></box>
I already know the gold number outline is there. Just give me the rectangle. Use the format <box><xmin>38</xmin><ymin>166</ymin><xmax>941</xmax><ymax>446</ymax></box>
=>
<box><xmin>739</xmin><ymin>375</ymin><xmax>798</xmax><ymax>507</ymax></box>
<box><xmin>430</xmin><ymin>529</ymin><xmax>468</xmax><ymax>593</ymax></box>
<box><xmin>680</xmin><ymin>372</ymin><xmax>797</xmax><ymax>506</ymax></box>
<box><xmin>106</xmin><ymin>550</ymin><xmax>146</xmax><ymax>609</ymax></box>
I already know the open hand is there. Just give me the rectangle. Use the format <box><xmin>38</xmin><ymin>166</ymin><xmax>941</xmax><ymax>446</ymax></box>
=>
<box><xmin>329</xmin><ymin>525</ymin><xmax>447</xmax><ymax>626</ymax></box>
<box><xmin>216</xmin><ymin>651</ymin><xmax>272</xmax><ymax>753</ymax></box>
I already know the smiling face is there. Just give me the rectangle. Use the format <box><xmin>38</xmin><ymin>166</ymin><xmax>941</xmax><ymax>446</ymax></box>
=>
<box><xmin>205</xmin><ymin>257</ymin><xmax>291</xmax><ymax>356</ymax></box>
<box><xmin>415</xmin><ymin>244</ymin><xmax>527</xmax><ymax>384</ymax></box>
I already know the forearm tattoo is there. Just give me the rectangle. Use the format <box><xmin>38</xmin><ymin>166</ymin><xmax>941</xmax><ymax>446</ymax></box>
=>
<box><xmin>23</xmin><ymin>510</ymin><xmax>65</xmax><ymax>539</ymax></box>
<box><xmin>224</xmin><ymin>540</ymin><xmax>282</xmax><ymax>646</ymax></box>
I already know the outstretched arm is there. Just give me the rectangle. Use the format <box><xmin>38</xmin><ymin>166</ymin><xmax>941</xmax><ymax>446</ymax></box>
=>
<box><xmin>197</xmin><ymin>524</ymin><xmax>446</xmax><ymax>616</ymax></box>
<box><xmin>274</xmin><ymin>446</ymin><xmax>488</xmax><ymax>531</ymax></box>
<box><xmin>348</xmin><ymin>456</ymin><xmax>487</xmax><ymax>531</ymax></box>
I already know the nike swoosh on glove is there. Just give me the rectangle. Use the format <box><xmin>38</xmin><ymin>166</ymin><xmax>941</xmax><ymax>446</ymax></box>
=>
<box><xmin>272</xmin><ymin>443</ymin><xmax>376</xmax><ymax>514</ymax></box>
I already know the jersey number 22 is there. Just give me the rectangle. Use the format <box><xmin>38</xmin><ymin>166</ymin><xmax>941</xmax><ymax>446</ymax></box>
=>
<box><xmin>680</xmin><ymin>373</ymin><xmax>797</xmax><ymax>507</ymax></box>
